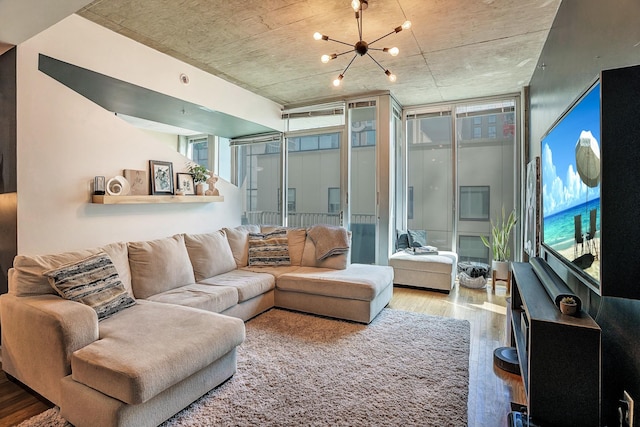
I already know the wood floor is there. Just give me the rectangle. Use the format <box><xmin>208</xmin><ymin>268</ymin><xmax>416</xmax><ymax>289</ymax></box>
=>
<box><xmin>0</xmin><ymin>281</ymin><xmax>524</xmax><ymax>427</ymax></box>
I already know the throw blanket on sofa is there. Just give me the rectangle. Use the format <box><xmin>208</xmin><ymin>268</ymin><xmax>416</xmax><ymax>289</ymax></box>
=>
<box><xmin>308</xmin><ymin>225</ymin><xmax>350</xmax><ymax>261</ymax></box>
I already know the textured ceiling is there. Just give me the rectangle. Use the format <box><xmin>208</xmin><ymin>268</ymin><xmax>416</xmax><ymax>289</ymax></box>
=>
<box><xmin>77</xmin><ymin>0</ymin><xmax>561</xmax><ymax>108</ymax></box>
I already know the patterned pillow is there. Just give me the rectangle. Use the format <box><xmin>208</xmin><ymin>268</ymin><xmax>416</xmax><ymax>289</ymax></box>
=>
<box><xmin>248</xmin><ymin>229</ymin><xmax>291</xmax><ymax>266</ymax></box>
<box><xmin>44</xmin><ymin>252</ymin><xmax>136</xmax><ymax>321</ymax></box>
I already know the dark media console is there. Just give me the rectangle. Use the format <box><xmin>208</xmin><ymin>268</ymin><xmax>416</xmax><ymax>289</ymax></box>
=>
<box><xmin>509</xmin><ymin>261</ymin><xmax>601</xmax><ymax>427</ymax></box>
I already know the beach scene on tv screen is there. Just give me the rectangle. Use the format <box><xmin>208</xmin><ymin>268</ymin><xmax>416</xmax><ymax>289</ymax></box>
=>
<box><xmin>542</xmin><ymin>82</ymin><xmax>600</xmax><ymax>283</ymax></box>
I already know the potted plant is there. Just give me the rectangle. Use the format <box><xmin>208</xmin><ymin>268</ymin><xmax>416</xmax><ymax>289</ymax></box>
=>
<box><xmin>187</xmin><ymin>162</ymin><xmax>210</xmax><ymax>195</ymax></box>
<box><xmin>559</xmin><ymin>296</ymin><xmax>578</xmax><ymax>315</ymax></box>
<box><xmin>481</xmin><ymin>207</ymin><xmax>517</xmax><ymax>281</ymax></box>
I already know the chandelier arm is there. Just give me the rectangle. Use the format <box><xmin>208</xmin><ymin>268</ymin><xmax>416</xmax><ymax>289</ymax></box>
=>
<box><xmin>326</xmin><ymin>38</ymin><xmax>356</xmax><ymax>48</ymax></box>
<box><xmin>356</xmin><ymin>11</ymin><xmax>363</xmax><ymax>41</ymax></box>
<box><xmin>367</xmin><ymin>47</ymin><xmax>388</xmax><ymax>52</ymax></box>
<box><xmin>341</xmin><ymin>53</ymin><xmax>359</xmax><ymax>77</ymax></box>
<box><xmin>366</xmin><ymin>53</ymin><xmax>388</xmax><ymax>73</ymax></box>
<box><xmin>335</xmin><ymin>49</ymin><xmax>355</xmax><ymax>57</ymax></box>
<box><xmin>368</xmin><ymin>30</ymin><xmax>396</xmax><ymax>46</ymax></box>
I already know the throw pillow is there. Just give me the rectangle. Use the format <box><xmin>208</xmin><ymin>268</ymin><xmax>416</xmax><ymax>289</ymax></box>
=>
<box><xmin>407</xmin><ymin>229</ymin><xmax>427</xmax><ymax>247</ymax></box>
<box><xmin>396</xmin><ymin>230</ymin><xmax>410</xmax><ymax>250</ymax></box>
<box><xmin>44</xmin><ymin>252</ymin><xmax>136</xmax><ymax>321</ymax></box>
<box><xmin>248</xmin><ymin>229</ymin><xmax>291</xmax><ymax>266</ymax></box>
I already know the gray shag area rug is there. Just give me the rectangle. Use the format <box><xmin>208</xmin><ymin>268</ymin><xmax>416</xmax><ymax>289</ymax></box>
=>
<box><xmin>19</xmin><ymin>308</ymin><xmax>470</xmax><ymax>427</ymax></box>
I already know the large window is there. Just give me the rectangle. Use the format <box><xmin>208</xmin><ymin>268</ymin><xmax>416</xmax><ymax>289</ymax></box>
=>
<box><xmin>234</xmin><ymin>139</ymin><xmax>282</xmax><ymax>225</ymax></box>
<box><xmin>187</xmin><ymin>135</ymin><xmax>209</xmax><ymax>167</ymax></box>
<box><xmin>278</xmin><ymin>188</ymin><xmax>296</xmax><ymax>212</ymax></box>
<box><xmin>459</xmin><ymin>186</ymin><xmax>490</xmax><ymax>221</ymax></box>
<box><xmin>456</xmin><ymin>100</ymin><xmax>517</xmax><ymax>263</ymax></box>
<box><xmin>406</xmin><ymin>109</ymin><xmax>454</xmax><ymax>250</ymax></box>
<box><xmin>286</xmin><ymin>131</ymin><xmax>341</xmax><ymax>227</ymax></box>
<box><xmin>349</xmin><ymin>103</ymin><xmax>377</xmax><ymax>264</ymax></box>
<box><xmin>328</xmin><ymin>187</ymin><xmax>340</xmax><ymax>214</ymax></box>
<box><xmin>402</xmin><ymin>97</ymin><xmax>518</xmax><ymax>261</ymax></box>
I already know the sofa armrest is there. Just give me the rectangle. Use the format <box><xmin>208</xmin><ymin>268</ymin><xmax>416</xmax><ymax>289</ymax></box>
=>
<box><xmin>0</xmin><ymin>293</ymin><xmax>99</xmax><ymax>404</ymax></box>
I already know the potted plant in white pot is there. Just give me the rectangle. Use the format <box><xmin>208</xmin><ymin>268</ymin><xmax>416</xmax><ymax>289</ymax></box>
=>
<box><xmin>481</xmin><ymin>207</ymin><xmax>517</xmax><ymax>283</ymax></box>
<box><xmin>187</xmin><ymin>162</ymin><xmax>210</xmax><ymax>195</ymax></box>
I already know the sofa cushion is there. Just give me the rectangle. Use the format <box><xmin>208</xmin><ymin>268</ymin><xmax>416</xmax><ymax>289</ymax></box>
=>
<box><xmin>241</xmin><ymin>265</ymin><xmax>303</xmax><ymax>278</ymax></box>
<box><xmin>184</xmin><ymin>231</ymin><xmax>237</xmax><ymax>281</ymax></box>
<box><xmin>128</xmin><ymin>235</ymin><xmax>195</xmax><ymax>299</ymax></box>
<box><xmin>10</xmin><ymin>242</ymin><xmax>131</xmax><ymax>297</ymax></box>
<box><xmin>248</xmin><ymin>230</ymin><xmax>291</xmax><ymax>266</ymax></box>
<box><xmin>44</xmin><ymin>252</ymin><xmax>136</xmax><ymax>321</ymax></box>
<box><xmin>224</xmin><ymin>225</ymin><xmax>260</xmax><ymax>268</ymax></box>
<box><xmin>301</xmin><ymin>237</ymin><xmax>350</xmax><ymax>270</ymax></box>
<box><xmin>276</xmin><ymin>264</ymin><xmax>393</xmax><ymax>301</ymax></box>
<box><xmin>71</xmin><ymin>300</ymin><xmax>245</xmax><ymax>405</ymax></box>
<box><xmin>198</xmin><ymin>270</ymin><xmax>275</xmax><ymax>303</ymax></box>
<box><xmin>146</xmin><ymin>283</ymin><xmax>238</xmax><ymax>312</ymax></box>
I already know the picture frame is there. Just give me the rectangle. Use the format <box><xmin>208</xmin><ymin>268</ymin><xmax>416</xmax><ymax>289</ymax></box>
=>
<box><xmin>149</xmin><ymin>160</ymin><xmax>174</xmax><ymax>195</ymax></box>
<box><xmin>123</xmin><ymin>169</ymin><xmax>149</xmax><ymax>195</ymax></box>
<box><xmin>176</xmin><ymin>172</ymin><xmax>195</xmax><ymax>195</ymax></box>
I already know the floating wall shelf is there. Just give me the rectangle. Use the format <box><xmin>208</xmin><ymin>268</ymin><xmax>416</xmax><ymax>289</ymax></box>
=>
<box><xmin>92</xmin><ymin>195</ymin><xmax>224</xmax><ymax>204</ymax></box>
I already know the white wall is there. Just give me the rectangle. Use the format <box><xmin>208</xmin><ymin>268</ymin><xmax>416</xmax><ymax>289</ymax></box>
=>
<box><xmin>16</xmin><ymin>15</ymin><xmax>283</xmax><ymax>255</ymax></box>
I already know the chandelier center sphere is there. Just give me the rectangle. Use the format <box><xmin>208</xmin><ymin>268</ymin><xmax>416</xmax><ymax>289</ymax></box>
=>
<box><xmin>355</xmin><ymin>40</ymin><xmax>369</xmax><ymax>56</ymax></box>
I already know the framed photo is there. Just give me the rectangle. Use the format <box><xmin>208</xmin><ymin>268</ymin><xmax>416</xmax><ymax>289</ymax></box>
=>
<box><xmin>176</xmin><ymin>173</ymin><xmax>195</xmax><ymax>195</ymax></box>
<box><xmin>149</xmin><ymin>160</ymin><xmax>174</xmax><ymax>195</ymax></box>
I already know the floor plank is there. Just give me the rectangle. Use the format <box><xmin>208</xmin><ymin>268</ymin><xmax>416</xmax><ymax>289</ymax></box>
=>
<box><xmin>0</xmin><ymin>279</ymin><xmax>525</xmax><ymax>427</ymax></box>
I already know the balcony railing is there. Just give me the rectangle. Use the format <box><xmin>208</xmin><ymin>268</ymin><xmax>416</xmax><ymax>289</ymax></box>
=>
<box><xmin>243</xmin><ymin>211</ymin><xmax>376</xmax><ymax>227</ymax></box>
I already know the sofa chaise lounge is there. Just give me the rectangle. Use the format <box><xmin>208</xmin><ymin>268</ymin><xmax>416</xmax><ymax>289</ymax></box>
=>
<box><xmin>0</xmin><ymin>225</ymin><xmax>393</xmax><ymax>427</ymax></box>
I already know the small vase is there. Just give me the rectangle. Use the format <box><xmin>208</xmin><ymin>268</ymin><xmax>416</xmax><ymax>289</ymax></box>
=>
<box><xmin>196</xmin><ymin>183</ymin><xmax>205</xmax><ymax>195</ymax></box>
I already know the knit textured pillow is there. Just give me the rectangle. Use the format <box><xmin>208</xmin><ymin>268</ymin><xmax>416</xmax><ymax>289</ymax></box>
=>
<box><xmin>248</xmin><ymin>229</ymin><xmax>291</xmax><ymax>266</ymax></box>
<box><xmin>44</xmin><ymin>252</ymin><xmax>136</xmax><ymax>321</ymax></box>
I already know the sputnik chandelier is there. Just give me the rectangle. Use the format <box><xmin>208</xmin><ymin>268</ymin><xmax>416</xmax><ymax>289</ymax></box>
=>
<box><xmin>314</xmin><ymin>0</ymin><xmax>411</xmax><ymax>87</ymax></box>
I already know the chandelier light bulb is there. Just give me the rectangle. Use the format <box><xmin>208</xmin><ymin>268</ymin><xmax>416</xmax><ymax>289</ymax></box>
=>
<box><xmin>351</xmin><ymin>0</ymin><xmax>360</xmax><ymax>11</ymax></box>
<box><xmin>388</xmin><ymin>47</ymin><xmax>399</xmax><ymax>56</ymax></box>
<box><xmin>321</xmin><ymin>54</ymin><xmax>331</xmax><ymax>63</ymax></box>
<box><xmin>333</xmin><ymin>75</ymin><xmax>344</xmax><ymax>87</ymax></box>
<box><xmin>313</xmin><ymin>32</ymin><xmax>323</xmax><ymax>40</ymax></box>
<box><xmin>402</xmin><ymin>20</ymin><xmax>412</xmax><ymax>30</ymax></box>
<box><xmin>385</xmin><ymin>70</ymin><xmax>397</xmax><ymax>82</ymax></box>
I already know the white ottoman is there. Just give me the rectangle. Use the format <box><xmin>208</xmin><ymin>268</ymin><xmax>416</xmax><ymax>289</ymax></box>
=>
<box><xmin>389</xmin><ymin>250</ymin><xmax>458</xmax><ymax>292</ymax></box>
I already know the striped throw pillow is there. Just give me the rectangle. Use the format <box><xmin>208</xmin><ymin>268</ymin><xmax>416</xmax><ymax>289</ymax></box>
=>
<box><xmin>248</xmin><ymin>229</ymin><xmax>291</xmax><ymax>266</ymax></box>
<box><xmin>44</xmin><ymin>252</ymin><xmax>136</xmax><ymax>321</ymax></box>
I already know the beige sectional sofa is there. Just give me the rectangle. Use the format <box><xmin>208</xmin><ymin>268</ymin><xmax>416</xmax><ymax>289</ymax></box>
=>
<box><xmin>0</xmin><ymin>225</ymin><xmax>393</xmax><ymax>427</ymax></box>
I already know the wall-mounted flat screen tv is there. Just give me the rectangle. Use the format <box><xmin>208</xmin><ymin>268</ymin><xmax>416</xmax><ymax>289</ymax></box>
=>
<box><xmin>541</xmin><ymin>80</ymin><xmax>600</xmax><ymax>287</ymax></box>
